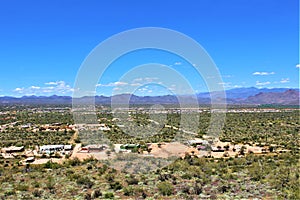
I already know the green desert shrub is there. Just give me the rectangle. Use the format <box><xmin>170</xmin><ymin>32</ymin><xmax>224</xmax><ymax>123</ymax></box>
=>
<box><xmin>104</xmin><ymin>192</ymin><xmax>114</xmax><ymax>199</ymax></box>
<box><xmin>157</xmin><ymin>181</ymin><xmax>173</xmax><ymax>196</ymax></box>
<box><xmin>32</xmin><ymin>189</ymin><xmax>43</xmax><ymax>197</ymax></box>
<box><xmin>123</xmin><ymin>186</ymin><xmax>134</xmax><ymax>196</ymax></box>
<box><xmin>76</xmin><ymin>176</ymin><xmax>94</xmax><ymax>189</ymax></box>
<box><xmin>91</xmin><ymin>189</ymin><xmax>102</xmax><ymax>198</ymax></box>
<box><xmin>110</xmin><ymin>181</ymin><xmax>122</xmax><ymax>191</ymax></box>
<box><xmin>15</xmin><ymin>183</ymin><xmax>29</xmax><ymax>191</ymax></box>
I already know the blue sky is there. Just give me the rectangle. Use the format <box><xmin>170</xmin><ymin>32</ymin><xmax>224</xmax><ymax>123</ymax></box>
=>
<box><xmin>0</xmin><ymin>0</ymin><xmax>299</xmax><ymax>97</ymax></box>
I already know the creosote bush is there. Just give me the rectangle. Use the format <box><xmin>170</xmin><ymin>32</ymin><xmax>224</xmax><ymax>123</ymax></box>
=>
<box><xmin>157</xmin><ymin>181</ymin><xmax>173</xmax><ymax>196</ymax></box>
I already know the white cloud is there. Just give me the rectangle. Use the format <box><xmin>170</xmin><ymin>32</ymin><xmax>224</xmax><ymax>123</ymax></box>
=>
<box><xmin>96</xmin><ymin>81</ymin><xmax>128</xmax><ymax>87</ymax></box>
<box><xmin>114</xmin><ymin>82</ymin><xmax>128</xmax><ymax>86</ymax></box>
<box><xmin>138</xmin><ymin>88</ymin><xmax>148</xmax><ymax>92</ymax></box>
<box><xmin>113</xmin><ymin>87</ymin><xmax>121</xmax><ymax>91</ymax></box>
<box><xmin>144</xmin><ymin>77</ymin><xmax>159</xmax><ymax>82</ymax></box>
<box><xmin>168</xmin><ymin>84</ymin><xmax>176</xmax><ymax>91</ymax></box>
<box><xmin>256</xmin><ymin>81</ymin><xmax>271</xmax><ymax>86</ymax></box>
<box><xmin>280</xmin><ymin>78</ymin><xmax>290</xmax><ymax>83</ymax></box>
<box><xmin>96</xmin><ymin>78</ymin><xmax>161</xmax><ymax>95</ymax></box>
<box><xmin>130</xmin><ymin>83</ymin><xmax>142</xmax><ymax>87</ymax></box>
<box><xmin>296</xmin><ymin>64</ymin><xmax>300</xmax><ymax>68</ymax></box>
<box><xmin>218</xmin><ymin>82</ymin><xmax>232</xmax><ymax>88</ymax></box>
<box><xmin>130</xmin><ymin>77</ymin><xmax>159</xmax><ymax>85</ymax></box>
<box><xmin>233</xmin><ymin>85</ymin><xmax>243</xmax><ymax>88</ymax></box>
<box><xmin>174</xmin><ymin>62</ymin><xmax>182</xmax><ymax>65</ymax></box>
<box><xmin>135</xmin><ymin>86</ymin><xmax>154</xmax><ymax>94</ymax></box>
<box><xmin>13</xmin><ymin>81</ymin><xmax>73</xmax><ymax>95</ymax></box>
<box><xmin>253</xmin><ymin>72</ymin><xmax>275</xmax><ymax>76</ymax></box>
<box><xmin>45</xmin><ymin>81</ymin><xmax>65</xmax><ymax>85</ymax></box>
<box><xmin>222</xmin><ymin>75</ymin><xmax>233</xmax><ymax>78</ymax></box>
<box><xmin>45</xmin><ymin>81</ymin><xmax>58</xmax><ymax>85</ymax></box>
<box><xmin>14</xmin><ymin>87</ymin><xmax>24</xmax><ymax>92</ymax></box>
<box><xmin>30</xmin><ymin>86</ymin><xmax>40</xmax><ymax>89</ymax></box>
<box><xmin>132</xmin><ymin>78</ymin><xmax>143</xmax><ymax>82</ymax></box>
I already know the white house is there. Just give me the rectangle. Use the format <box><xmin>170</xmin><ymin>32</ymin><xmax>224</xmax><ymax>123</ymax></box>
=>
<box><xmin>39</xmin><ymin>145</ymin><xmax>72</xmax><ymax>154</ymax></box>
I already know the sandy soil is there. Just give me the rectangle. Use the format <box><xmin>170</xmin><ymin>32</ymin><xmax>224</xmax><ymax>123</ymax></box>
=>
<box><xmin>148</xmin><ymin>142</ymin><xmax>189</xmax><ymax>158</ymax></box>
<box><xmin>31</xmin><ymin>158</ymin><xmax>64</xmax><ymax>165</ymax></box>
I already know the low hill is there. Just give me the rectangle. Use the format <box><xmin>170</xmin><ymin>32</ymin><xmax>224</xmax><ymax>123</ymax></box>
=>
<box><xmin>243</xmin><ymin>89</ymin><xmax>299</xmax><ymax>105</ymax></box>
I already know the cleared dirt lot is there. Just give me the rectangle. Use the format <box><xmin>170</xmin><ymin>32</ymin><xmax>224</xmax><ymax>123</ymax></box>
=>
<box><xmin>71</xmin><ymin>143</ymin><xmax>116</xmax><ymax>161</ymax></box>
<box><xmin>148</xmin><ymin>142</ymin><xmax>189</xmax><ymax>158</ymax></box>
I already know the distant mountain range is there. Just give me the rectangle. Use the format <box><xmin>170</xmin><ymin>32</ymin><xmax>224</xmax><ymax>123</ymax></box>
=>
<box><xmin>0</xmin><ymin>87</ymin><xmax>299</xmax><ymax>105</ymax></box>
<box><xmin>197</xmin><ymin>87</ymin><xmax>292</xmax><ymax>99</ymax></box>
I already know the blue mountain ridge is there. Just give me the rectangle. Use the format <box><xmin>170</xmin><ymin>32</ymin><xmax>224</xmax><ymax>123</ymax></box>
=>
<box><xmin>0</xmin><ymin>87</ymin><xmax>299</xmax><ymax>105</ymax></box>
